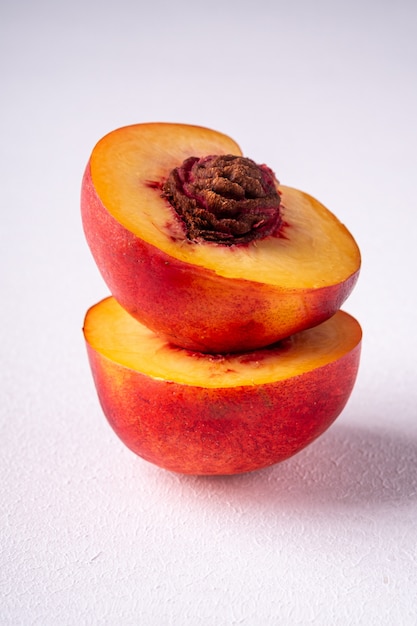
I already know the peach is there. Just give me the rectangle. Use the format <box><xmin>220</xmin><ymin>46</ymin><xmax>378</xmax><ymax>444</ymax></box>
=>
<box><xmin>81</xmin><ymin>123</ymin><xmax>361</xmax><ymax>353</ymax></box>
<box><xmin>83</xmin><ymin>297</ymin><xmax>362</xmax><ymax>475</ymax></box>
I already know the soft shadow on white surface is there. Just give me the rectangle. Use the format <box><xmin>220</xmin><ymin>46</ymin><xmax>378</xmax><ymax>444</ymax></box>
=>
<box><xmin>174</xmin><ymin>423</ymin><xmax>417</xmax><ymax>510</ymax></box>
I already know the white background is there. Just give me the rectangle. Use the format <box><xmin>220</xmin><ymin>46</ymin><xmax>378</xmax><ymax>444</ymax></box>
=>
<box><xmin>2</xmin><ymin>0</ymin><xmax>417</xmax><ymax>624</ymax></box>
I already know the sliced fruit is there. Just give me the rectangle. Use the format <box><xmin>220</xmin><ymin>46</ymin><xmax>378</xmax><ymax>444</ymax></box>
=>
<box><xmin>81</xmin><ymin>122</ymin><xmax>361</xmax><ymax>352</ymax></box>
<box><xmin>83</xmin><ymin>297</ymin><xmax>362</xmax><ymax>475</ymax></box>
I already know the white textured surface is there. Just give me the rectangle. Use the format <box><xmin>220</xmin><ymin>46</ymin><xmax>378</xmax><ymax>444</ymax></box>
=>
<box><xmin>1</xmin><ymin>1</ymin><xmax>417</xmax><ymax>624</ymax></box>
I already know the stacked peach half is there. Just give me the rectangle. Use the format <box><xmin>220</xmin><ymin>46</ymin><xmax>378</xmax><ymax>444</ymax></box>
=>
<box><xmin>82</xmin><ymin>122</ymin><xmax>361</xmax><ymax>475</ymax></box>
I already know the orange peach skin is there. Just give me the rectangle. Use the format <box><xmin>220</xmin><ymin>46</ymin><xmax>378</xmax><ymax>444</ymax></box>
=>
<box><xmin>81</xmin><ymin>165</ymin><xmax>359</xmax><ymax>353</ymax></box>
<box><xmin>85</xmin><ymin>340</ymin><xmax>361</xmax><ymax>476</ymax></box>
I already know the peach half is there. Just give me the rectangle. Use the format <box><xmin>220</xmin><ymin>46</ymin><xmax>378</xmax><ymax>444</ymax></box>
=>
<box><xmin>81</xmin><ymin>122</ymin><xmax>361</xmax><ymax>353</ymax></box>
<box><xmin>83</xmin><ymin>297</ymin><xmax>362</xmax><ymax>476</ymax></box>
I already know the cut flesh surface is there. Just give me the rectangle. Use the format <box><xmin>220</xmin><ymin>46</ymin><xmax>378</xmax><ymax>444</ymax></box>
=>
<box><xmin>84</xmin><ymin>297</ymin><xmax>362</xmax><ymax>389</ymax></box>
<box><xmin>90</xmin><ymin>123</ymin><xmax>361</xmax><ymax>289</ymax></box>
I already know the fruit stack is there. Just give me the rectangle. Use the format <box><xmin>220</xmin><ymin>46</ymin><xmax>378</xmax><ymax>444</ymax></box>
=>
<box><xmin>81</xmin><ymin>123</ymin><xmax>361</xmax><ymax>475</ymax></box>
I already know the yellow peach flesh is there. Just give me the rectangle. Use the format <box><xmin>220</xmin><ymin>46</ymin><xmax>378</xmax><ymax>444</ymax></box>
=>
<box><xmin>84</xmin><ymin>297</ymin><xmax>362</xmax><ymax>388</ymax></box>
<box><xmin>91</xmin><ymin>123</ymin><xmax>360</xmax><ymax>289</ymax></box>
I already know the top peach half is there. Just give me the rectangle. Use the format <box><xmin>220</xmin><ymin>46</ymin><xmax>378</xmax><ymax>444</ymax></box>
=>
<box><xmin>81</xmin><ymin>123</ymin><xmax>361</xmax><ymax>353</ymax></box>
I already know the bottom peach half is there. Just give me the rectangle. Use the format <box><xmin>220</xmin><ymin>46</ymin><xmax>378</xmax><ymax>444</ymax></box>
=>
<box><xmin>83</xmin><ymin>297</ymin><xmax>362</xmax><ymax>475</ymax></box>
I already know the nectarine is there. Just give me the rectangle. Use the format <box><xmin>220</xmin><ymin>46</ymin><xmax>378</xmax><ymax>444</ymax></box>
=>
<box><xmin>83</xmin><ymin>297</ymin><xmax>362</xmax><ymax>475</ymax></box>
<box><xmin>81</xmin><ymin>123</ymin><xmax>361</xmax><ymax>353</ymax></box>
